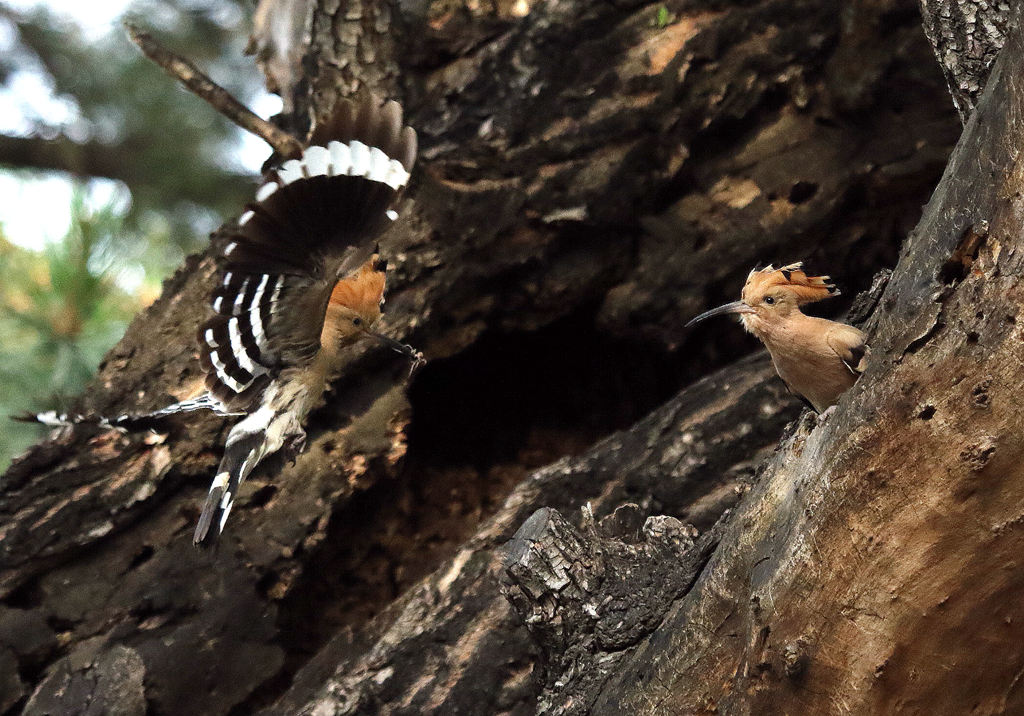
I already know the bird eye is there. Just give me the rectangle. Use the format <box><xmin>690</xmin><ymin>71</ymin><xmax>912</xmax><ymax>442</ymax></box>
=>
<box><xmin>352</xmin><ymin>317</ymin><xmax>362</xmax><ymax>326</ymax></box>
<box><xmin>764</xmin><ymin>296</ymin><xmax>775</xmax><ymax>305</ymax></box>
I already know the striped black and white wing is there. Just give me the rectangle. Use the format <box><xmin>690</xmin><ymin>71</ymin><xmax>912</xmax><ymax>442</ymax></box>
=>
<box><xmin>197</xmin><ymin>95</ymin><xmax>417</xmax><ymax>411</ymax></box>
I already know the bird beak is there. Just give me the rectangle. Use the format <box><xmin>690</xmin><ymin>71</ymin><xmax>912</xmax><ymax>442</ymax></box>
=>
<box><xmin>685</xmin><ymin>300</ymin><xmax>755</xmax><ymax>327</ymax></box>
<box><xmin>362</xmin><ymin>328</ymin><xmax>426</xmax><ymax>367</ymax></box>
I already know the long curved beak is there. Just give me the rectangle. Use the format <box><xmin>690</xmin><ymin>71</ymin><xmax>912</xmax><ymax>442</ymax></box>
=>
<box><xmin>685</xmin><ymin>300</ymin><xmax>754</xmax><ymax>327</ymax></box>
<box><xmin>362</xmin><ymin>328</ymin><xmax>426</xmax><ymax>369</ymax></box>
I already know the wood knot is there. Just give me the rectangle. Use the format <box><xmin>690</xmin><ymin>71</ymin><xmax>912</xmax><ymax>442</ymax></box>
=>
<box><xmin>959</xmin><ymin>438</ymin><xmax>996</xmax><ymax>472</ymax></box>
<box><xmin>783</xmin><ymin>639</ymin><xmax>809</xmax><ymax>680</ymax></box>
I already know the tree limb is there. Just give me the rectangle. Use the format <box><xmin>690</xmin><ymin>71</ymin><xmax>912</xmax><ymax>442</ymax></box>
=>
<box><xmin>593</xmin><ymin>8</ymin><xmax>1024</xmax><ymax>711</ymax></box>
<box><xmin>0</xmin><ymin>0</ymin><xmax>960</xmax><ymax>712</ymax></box>
<box><xmin>501</xmin><ymin>505</ymin><xmax>722</xmax><ymax>715</ymax></box>
<box><xmin>125</xmin><ymin>22</ymin><xmax>304</xmax><ymax>159</ymax></box>
<box><xmin>0</xmin><ymin>133</ymin><xmax>139</xmax><ymax>183</ymax></box>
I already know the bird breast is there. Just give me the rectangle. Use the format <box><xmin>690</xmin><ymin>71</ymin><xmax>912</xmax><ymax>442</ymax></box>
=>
<box><xmin>760</xmin><ymin>318</ymin><xmax>859</xmax><ymax>413</ymax></box>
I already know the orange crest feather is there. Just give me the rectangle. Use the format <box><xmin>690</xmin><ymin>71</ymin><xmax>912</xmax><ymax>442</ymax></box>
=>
<box><xmin>329</xmin><ymin>256</ymin><xmax>386</xmax><ymax>317</ymax></box>
<box><xmin>741</xmin><ymin>262</ymin><xmax>838</xmax><ymax>305</ymax></box>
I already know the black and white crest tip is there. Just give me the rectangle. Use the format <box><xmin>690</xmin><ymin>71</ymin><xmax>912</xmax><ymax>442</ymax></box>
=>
<box><xmin>197</xmin><ymin>95</ymin><xmax>418</xmax><ymax>411</ymax></box>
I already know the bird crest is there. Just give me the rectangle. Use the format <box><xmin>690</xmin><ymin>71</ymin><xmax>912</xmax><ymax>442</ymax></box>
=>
<box><xmin>741</xmin><ymin>262</ymin><xmax>839</xmax><ymax>305</ymax></box>
<box><xmin>328</xmin><ymin>256</ymin><xmax>387</xmax><ymax>317</ymax></box>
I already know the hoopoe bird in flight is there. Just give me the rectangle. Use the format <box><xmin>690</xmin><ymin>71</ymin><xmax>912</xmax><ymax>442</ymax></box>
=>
<box><xmin>686</xmin><ymin>263</ymin><xmax>868</xmax><ymax>414</ymax></box>
<box><xmin>19</xmin><ymin>95</ymin><xmax>423</xmax><ymax>545</ymax></box>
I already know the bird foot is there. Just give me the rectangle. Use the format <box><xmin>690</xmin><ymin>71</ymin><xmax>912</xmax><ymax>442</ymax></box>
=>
<box><xmin>283</xmin><ymin>431</ymin><xmax>307</xmax><ymax>464</ymax></box>
<box><xmin>407</xmin><ymin>349</ymin><xmax>426</xmax><ymax>377</ymax></box>
<box><xmin>816</xmin><ymin>405</ymin><xmax>837</xmax><ymax>425</ymax></box>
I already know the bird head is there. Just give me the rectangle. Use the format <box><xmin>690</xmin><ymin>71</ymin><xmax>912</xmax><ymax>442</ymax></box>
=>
<box><xmin>324</xmin><ymin>254</ymin><xmax>422</xmax><ymax>363</ymax></box>
<box><xmin>324</xmin><ymin>254</ymin><xmax>387</xmax><ymax>343</ymax></box>
<box><xmin>686</xmin><ymin>262</ymin><xmax>839</xmax><ymax>336</ymax></box>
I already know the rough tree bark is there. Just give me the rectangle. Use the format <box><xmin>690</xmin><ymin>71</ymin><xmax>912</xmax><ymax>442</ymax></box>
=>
<box><xmin>0</xmin><ymin>0</ymin><xmax>963</xmax><ymax>713</ymax></box>
<box><xmin>917</xmin><ymin>0</ymin><xmax>1009</xmax><ymax>122</ymax></box>
<box><xmin>587</xmin><ymin>11</ymin><xmax>1024</xmax><ymax>711</ymax></box>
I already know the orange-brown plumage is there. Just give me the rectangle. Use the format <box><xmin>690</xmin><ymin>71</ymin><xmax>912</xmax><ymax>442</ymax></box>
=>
<box><xmin>740</xmin><ymin>263</ymin><xmax>837</xmax><ymax>305</ymax></box>
<box><xmin>687</xmin><ymin>261</ymin><xmax>868</xmax><ymax>413</ymax></box>
<box><xmin>321</xmin><ymin>255</ymin><xmax>387</xmax><ymax>348</ymax></box>
<box><xmin>328</xmin><ymin>256</ymin><xmax>386</xmax><ymax>317</ymax></box>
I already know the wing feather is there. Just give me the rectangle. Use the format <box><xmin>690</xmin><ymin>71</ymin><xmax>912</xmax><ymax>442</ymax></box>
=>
<box><xmin>198</xmin><ymin>94</ymin><xmax>418</xmax><ymax>411</ymax></box>
<box><xmin>826</xmin><ymin>325</ymin><xmax>869</xmax><ymax>375</ymax></box>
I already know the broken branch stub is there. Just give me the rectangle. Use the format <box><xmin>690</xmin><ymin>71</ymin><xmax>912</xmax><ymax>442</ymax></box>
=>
<box><xmin>500</xmin><ymin>505</ymin><xmax>720</xmax><ymax>715</ymax></box>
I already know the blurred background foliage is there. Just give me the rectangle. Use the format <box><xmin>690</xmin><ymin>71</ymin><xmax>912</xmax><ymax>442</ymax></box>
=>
<box><xmin>0</xmin><ymin>0</ymin><xmax>271</xmax><ymax>470</ymax></box>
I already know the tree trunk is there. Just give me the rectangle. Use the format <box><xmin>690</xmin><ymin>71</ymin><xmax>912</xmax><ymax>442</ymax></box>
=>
<box><xmin>917</xmin><ymin>0</ymin><xmax>1009</xmax><ymax>123</ymax></box>
<box><xmin>589</xmin><ymin>11</ymin><xmax>1024</xmax><ymax>710</ymax></box>
<box><xmin>0</xmin><ymin>0</ymin><xmax>965</xmax><ymax>713</ymax></box>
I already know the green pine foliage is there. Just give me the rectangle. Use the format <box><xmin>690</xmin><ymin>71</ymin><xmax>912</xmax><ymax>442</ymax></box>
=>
<box><xmin>0</xmin><ymin>193</ymin><xmax>141</xmax><ymax>470</ymax></box>
<box><xmin>0</xmin><ymin>0</ymin><xmax>266</xmax><ymax>469</ymax></box>
<box><xmin>10</xmin><ymin>0</ymin><xmax>258</xmax><ymax>254</ymax></box>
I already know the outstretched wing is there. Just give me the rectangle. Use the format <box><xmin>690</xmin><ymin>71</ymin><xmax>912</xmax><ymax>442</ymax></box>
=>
<box><xmin>198</xmin><ymin>95</ymin><xmax>417</xmax><ymax>411</ymax></box>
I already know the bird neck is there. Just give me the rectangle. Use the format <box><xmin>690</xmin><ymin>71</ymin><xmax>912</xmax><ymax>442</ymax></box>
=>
<box><xmin>743</xmin><ymin>308</ymin><xmax>811</xmax><ymax>349</ymax></box>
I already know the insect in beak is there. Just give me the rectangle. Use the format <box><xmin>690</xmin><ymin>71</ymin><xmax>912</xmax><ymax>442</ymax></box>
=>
<box><xmin>685</xmin><ymin>300</ymin><xmax>756</xmax><ymax>327</ymax></box>
<box><xmin>361</xmin><ymin>327</ymin><xmax>426</xmax><ymax>373</ymax></box>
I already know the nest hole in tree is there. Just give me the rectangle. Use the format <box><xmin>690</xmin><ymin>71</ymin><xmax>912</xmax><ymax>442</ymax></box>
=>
<box><xmin>233</xmin><ymin>305</ymin><xmax>692</xmax><ymax>713</ymax></box>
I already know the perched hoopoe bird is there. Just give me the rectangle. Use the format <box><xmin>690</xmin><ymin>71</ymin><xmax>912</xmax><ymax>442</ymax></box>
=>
<box><xmin>17</xmin><ymin>95</ymin><xmax>423</xmax><ymax>545</ymax></box>
<box><xmin>686</xmin><ymin>263</ymin><xmax>868</xmax><ymax>414</ymax></box>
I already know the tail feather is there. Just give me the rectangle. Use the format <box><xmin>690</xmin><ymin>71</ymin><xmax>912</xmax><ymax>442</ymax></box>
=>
<box><xmin>12</xmin><ymin>410</ymin><xmax>88</xmax><ymax>427</ymax></box>
<box><xmin>193</xmin><ymin>406</ymin><xmax>303</xmax><ymax>546</ymax></box>
<box><xmin>11</xmin><ymin>394</ymin><xmax>233</xmax><ymax>431</ymax></box>
<box><xmin>195</xmin><ymin>480</ymin><xmax>227</xmax><ymax>543</ymax></box>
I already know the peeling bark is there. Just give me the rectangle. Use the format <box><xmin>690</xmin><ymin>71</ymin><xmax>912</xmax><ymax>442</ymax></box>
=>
<box><xmin>500</xmin><ymin>505</ymin><xmax>720</xmax><ymax>715</ymax></box>
<box><xmin>263</xmin><ymin>355</ymin><xmax>795</xmax><ymax>715</ymax></box>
